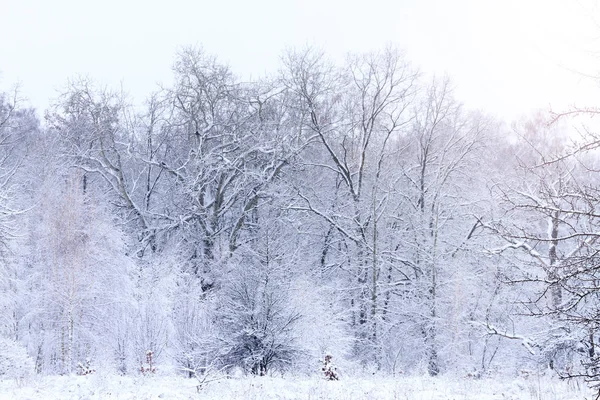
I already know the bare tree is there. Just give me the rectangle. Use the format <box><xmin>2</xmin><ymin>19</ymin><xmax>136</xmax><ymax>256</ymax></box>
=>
<box><xmin>486</xmin><ymin>113</ymin><xmax>600</xmax><ymax>381</ymax></box>
<box><xmin>0</xmin><ymin>85</ymin><xmax>38</xmax><ymax>345</ymax></box>
<box><xmin>389</xmin><ymin>78</ymin><xmax>490</xmax><ymax>375</ymax></box>
<box><xmin>282</xmin><ymin>47</ymin><xmax>419</xmax><ymax>367</ymax></box>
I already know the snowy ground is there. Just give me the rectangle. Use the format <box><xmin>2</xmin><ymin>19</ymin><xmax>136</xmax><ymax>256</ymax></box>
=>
<box><xmin>0</xmin><ymin>372</ymin><xmax>592</xmax><ymax>400</ymax></box>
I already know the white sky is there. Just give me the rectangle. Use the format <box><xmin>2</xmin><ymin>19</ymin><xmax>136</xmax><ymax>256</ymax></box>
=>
<box><xmin>2</xmin><ymin>0</ymin><xmax>600</xmax><ymax>122</ymax></box>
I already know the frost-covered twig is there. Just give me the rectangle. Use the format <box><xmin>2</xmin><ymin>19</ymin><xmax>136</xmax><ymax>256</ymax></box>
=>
<box><xmin>180</xmin><ymin>364</ymin><xmax>229</xmax><ymax>392</ymax></box>
<box><xmin>472</xmin><ymin>321</ymin><xmax>537</xmax><ymax>355</ymax></box>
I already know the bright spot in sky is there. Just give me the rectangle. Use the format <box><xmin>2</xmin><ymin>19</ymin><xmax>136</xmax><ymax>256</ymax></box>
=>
<box><xmin>1</xmin><ymin>0</ymin><xmax>600</xmax><ymax>122</ymax></box>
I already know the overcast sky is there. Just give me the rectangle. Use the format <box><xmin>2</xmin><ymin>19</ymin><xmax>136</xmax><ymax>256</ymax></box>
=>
<box><xmin>2</xmin><ymin>0</ymin><xmax>600</xmax><ymax>122</ymax></box>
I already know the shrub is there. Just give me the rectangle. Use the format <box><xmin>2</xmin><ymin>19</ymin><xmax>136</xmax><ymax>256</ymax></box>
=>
<box><xmin>0</xmin><ymin>337</ymin><xmax>34</xmax><ymax>380</ymax></box>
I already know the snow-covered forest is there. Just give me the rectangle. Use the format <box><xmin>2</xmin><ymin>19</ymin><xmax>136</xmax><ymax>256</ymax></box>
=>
<box><xmin>1</xmin><ymin>45</ymin><xmax>600</xmax><ymax>398</ymax></box>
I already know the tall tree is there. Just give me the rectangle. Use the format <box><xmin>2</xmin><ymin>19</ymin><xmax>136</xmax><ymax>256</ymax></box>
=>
<box><xmin>0</xmin><ymin>86</ymin><xmax>38</xmax><ymax>343</ymax></box>
<box><xmin>283</xmin><ymin>47</ymin><xmax>419</xmax><ymax>367</ymax></box>
<box><xmin>389</xmin><ymin>78</ymin><xmax>490</xmax><ymax>375</ymax></box>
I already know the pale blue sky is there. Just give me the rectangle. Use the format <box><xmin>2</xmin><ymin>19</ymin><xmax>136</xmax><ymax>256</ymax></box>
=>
<box><xmin>1</xmin><ymin>0</ymin><xmax>599</xmax><ymax>122</ymax></box>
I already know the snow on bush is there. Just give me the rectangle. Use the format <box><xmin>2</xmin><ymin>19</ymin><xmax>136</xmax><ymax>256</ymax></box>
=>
<box><xmin>140</xmin><ymin>350</ymin><xmax>156</xmax><ymax>375</ymax></box>
<box><xmin>0</xmin><ymin>337</ymin><xmax>34</xmax><ymax>380</ymax></box>
<box><xmin>321</xmin><ymin>354</ymin><xmax>339</xmax><ymax>380</ymax></box>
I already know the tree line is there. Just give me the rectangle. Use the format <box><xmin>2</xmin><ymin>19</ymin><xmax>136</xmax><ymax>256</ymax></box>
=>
<box><xmin>1</xmin><ymin>46</ymin><xmax>600</xmax><ymax>389</ymax></box>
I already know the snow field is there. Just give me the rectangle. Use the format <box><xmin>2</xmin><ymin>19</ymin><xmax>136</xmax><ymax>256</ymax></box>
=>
<box><xmin>0</xmin><ymin>373</ymin><xmax>590</xmax><ymax>400</ymax></box>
